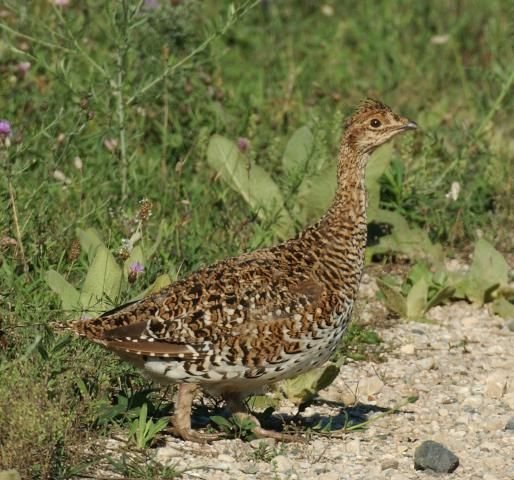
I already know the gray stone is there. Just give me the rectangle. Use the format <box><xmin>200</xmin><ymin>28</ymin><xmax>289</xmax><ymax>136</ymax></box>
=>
<box><xmin>414</xmin><ymin>440</ymin><xmax>459</xmax><ymax>473</ymax></box>
<box><xmin>505</xmin><ymin>417</ymin><xmax>514</xmax><ymax>430</ymax></box>
<box><xmin>507</xmin><ymin>319</ymin><xmax>514</xmax><ymax>332</ymax></box>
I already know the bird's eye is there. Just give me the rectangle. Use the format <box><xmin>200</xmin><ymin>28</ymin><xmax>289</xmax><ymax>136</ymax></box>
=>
<box><xmin>370</xmin><ymin>119</ymin><xmax>381</xmax><ymax>128</ymax></box>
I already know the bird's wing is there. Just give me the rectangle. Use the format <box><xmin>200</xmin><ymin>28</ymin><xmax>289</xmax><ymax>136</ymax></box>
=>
<box><xmin>74</xmin><ymin>251</ymin><xmax>324</xmax><ymax>360</ymax></box>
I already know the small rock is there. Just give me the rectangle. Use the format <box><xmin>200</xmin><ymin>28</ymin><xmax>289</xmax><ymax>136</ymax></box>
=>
<box><xmin>344</xmin><ymin>438</ymin><xmax>361</xmax><ymax>454</ymax></box>
<box><xmin>359</xmin><ymin>376</ymin><xmax>384</xmax><ymax>397</ymax></box>
<box><xmin>217</xmin><ymin>453</ymin><xmax>235</xmax><ymax>463</ymax></box>
<box><xmin>485</xmin><ymin>372</ymin><xmax>508</xmax><ymax>398</ymax></box>
<box><xmin>414</xmin><ymin>440</ymin><xmax>459</xmax><ymax>473</ymax></box>
<box><xmin>503</xmin><ymin>392</ymin><xmax>514</xmax><ymax>409</ymax></box>
<box><xmin>249</xmin><ymin>437</ymin><xmax>276</xmax><ymax>449</ymax></box>
<box><xmin>318</xmin><ymin>473</ymin><xmax>339</xmax><ymax>480</ymax></box>
<box><xmin>505</xmin><ymin>417</ymin><xmax>514</xmax><ymax>430</ymax></box>
<box><xmin>461</xmin><ymin>316</ymin><xmax>479</xmax><ymax>328</ymax></box>
<box><xmin>390</xmin><ymin>474</ymin><xmax>410</xmax><ymax>480</ymax></box>
<box><xmin>507</xmin><ymin>319</ymin><xmax>514</xmax><ymax>332</ymax></box>
<box><xmin>274</xmin><ymin>455</ymin><xmax>293</xmax><ymax>473</ymax></box>
<box><xmin>417</xmin><ymin>357</ymin><xmax>436</xmax><ymax>370</ymax></box>
<box><xmin>155</xmin><ymin>446</ymin><xmax>182</xmax><ymax>463</ymax></box>
<box><xmin>400</xmin><ymin>343</ymin><xmax>416</xmax><ymax>355</ymax></box>
<box><xmin>380</xmin><ymin>455</ymin><xmax>399</xmax><ymax>470</ymax></box>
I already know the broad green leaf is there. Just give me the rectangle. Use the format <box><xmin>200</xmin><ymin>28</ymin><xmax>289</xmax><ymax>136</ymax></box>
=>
<box><xmin>406</xmin><ymin>276</ymin><xmax>428</xmax><ymax>319</ymax></box>
<box><xmin>80</xmin><ymin>245</ymin><xmax>122</xmax><ymax>311</ymax></box>
<box><xmin>492</xmin><ymin>297</ymin><xmax>514</xmax><ymax>319</ymax></box>
<box><xmin>426</xmin><ymin>285</ymin><xmax>455</xmax><ymax>311</ymax></box>
<box><xmin>376</xmin><ymin>278</ymin><xmax>407</xmax><ymax>317</ymax></box>
<box><xmin>246</xmin><ymin>395</ymin><xmax>280</xmax><ymax>410</ymax></box>
<box><xmin>279</xmin><ymin>364</ymin><xmax>340</xmax><ymax>405</ymax></box>
<box><xmin>282</xmin><ymin>126</ymin><xmax>315</xmax><ymax>176</ymax></box>
<box><xmin>207</xmin><ymin>135</ymin><xmax>294</xmax><ymax>239</ymax></box>
<box><xmin>294</xmin><ymin>163</ymin><xmax>336</xmax><ymax>222</ymax></box>
<box><xmin>455</xmin><ymin>239</ymin><xmax>509</xmax><ymax>305</ymax></box>
<box><xmin>45</xmin><ymin>269</ymin><xmax>81</xmax><ymax>312</ymax></box>
<box><xmin>77</xmin><ymin>227</ymin><xmax>104</xmax><ymax>262</ymax></box>
<box><xmin>294</xmin><ymin>144</ymin><xmax>392</xmax><ymax>224</ymax></box>
<box><xmin>367</xmin><ymin>209</ymin><xmax>444</xmax><ymax>264</ymax></box>
<box><xmin>132</xmin><ymin>273</ymin><xmax>172</xmax><ymax>301</ymax></box>
<box><xmin>210</xmin><ymin>415</ymin><xmax>233</xmax><ymax>429</ymax></box>
<box><xmin>406</xmin><ymin>262</ymin><xmax>431</xmax><ymax>287</ymax></box>
<box><xmin>366</xmin><ymin>144</ymin><xmax>393</xmax><ymax>216</ymax></box>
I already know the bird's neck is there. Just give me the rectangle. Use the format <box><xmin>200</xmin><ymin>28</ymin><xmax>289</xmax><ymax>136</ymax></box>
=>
<box><xmin>300</xmin><ymin>142</ymin><xmax>369</xmax><ymax>301</ymax></box>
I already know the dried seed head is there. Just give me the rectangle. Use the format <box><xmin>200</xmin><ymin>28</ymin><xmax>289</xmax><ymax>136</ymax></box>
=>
<box><xmin>138</xmin><ymin>198</ymin><xmax>153</xmax><ymax>223</ymax></box>
<box><xmin>67</xmin><ymin>238</ymin><xmax>81</xmax><ymax>262</ymax></box>
<box><xmin>118</xmin><ymin>238</ymin><xmax>132</xmax><ymax>261</ymax></box>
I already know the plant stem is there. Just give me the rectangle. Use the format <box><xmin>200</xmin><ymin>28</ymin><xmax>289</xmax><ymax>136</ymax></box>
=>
<box><xmin>8</xmin><ymin>179</ymin><xmax>29</xmax><ymax>275</ymax></box>
<box><xmin>116</xmin><ymin>2</ymin><xmax>130</xmax><ymax>201</ymax></box>
<box><xmin>476</xmin><ymin>60</ymin><xmax>514</xmax><ymax>136</ymax></box>
<box><xmin>116</xmin><ymin>51</ymin><xmax>128</xmax><ymax>201</ymax></box>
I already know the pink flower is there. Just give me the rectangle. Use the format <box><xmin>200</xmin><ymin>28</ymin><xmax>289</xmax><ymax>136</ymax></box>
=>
<box><xmin>17</xmin><ymin>61</ymin><xmax>31</xmax><ymax>77</ymax></box>
<box><xmin>237</xmin><ymin>137</ymin><xmax>250</xmax><ymax>153</ymax></box>
<box><xmin>129</xmin><ymin>261</ymin><xmax>145</xmax><ymax>274</ymax></box>
<box><xmin>0</xmin><ymin>120</ymin><xmax>12</xmax><ymax>137</ymax></box>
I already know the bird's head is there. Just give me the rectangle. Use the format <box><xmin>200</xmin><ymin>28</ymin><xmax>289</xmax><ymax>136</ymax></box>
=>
<box><xmin>344</xmin><ymin>98</ymin><xmax>417</xmax><ymax>154</ymax></box>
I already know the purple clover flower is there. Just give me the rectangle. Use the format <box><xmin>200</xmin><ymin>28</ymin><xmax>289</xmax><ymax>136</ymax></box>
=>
<box><xmin>237</xmin><ymin>137</ymin><xmax>250</xmax><ymax>153</ymax></box>
<box><xmin>129</xmin><ymin>261</ymin><xmax>145</xmax><ymax>274</ymax></box>
<box><xmin>0</xmin><ymin>120</ymin><xmax>12</xmax><ymax>137</ymax></box>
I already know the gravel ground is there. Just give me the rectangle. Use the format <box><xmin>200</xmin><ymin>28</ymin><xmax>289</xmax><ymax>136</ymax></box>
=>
<box><xmin>116</xmin><ymin>273</ymin><xmax>514</xmax><ymax>480</ymax></box>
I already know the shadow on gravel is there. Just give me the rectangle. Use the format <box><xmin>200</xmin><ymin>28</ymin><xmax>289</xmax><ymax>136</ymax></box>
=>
<box><xmin>190</xmin><ymin>397</ymin><xmax>411</xmax><ymax>435</ymax></box>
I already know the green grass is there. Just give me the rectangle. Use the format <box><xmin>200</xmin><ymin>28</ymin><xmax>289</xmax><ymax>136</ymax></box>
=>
<box><xmin>0</xmin><ymin>0</ymin><xmax>513</xmax><ymax>477</ymax></box>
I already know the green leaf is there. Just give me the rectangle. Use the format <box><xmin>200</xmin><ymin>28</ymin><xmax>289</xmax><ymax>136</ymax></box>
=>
<box><xmin>426</xmin><ymin>285</ymin><xmax>455</xmax><ymax>311</ymax></box>
<box><xmin>132</xmin><ymin>273</ymin><xmax>172</xmax><ymax>301</ymax></box>
<box><xmin>455</xmin><ymin>239</ymin><xmax>509</xmax><ymax>305</ymax></box>
<box><xmin>80</xmin><ymin>245</ymin><xmax>122</xmax><ymax>312</ymax></box>
<box><xmin>279</xmin><ymin>363</ymin><xmax>340</xmax><ymax>405</ymax></box>
<box><xmin>210</xmin><ymin>415</ymin><xmax>233</xmax><ymax>429</ymax></box>
<box><xmin>294</xmin><ymin>163</ymin><xmax>337</xmax><ymax>222</ymax></box>
<box><xmin>282</xmin><ymin>126</ymin><xmax>315</xmax><ymax>176</ymax></box>
<box><xmin>376</xmin><ymin>278</ymin><xmax>407</xmax><ymax>317</ymax></box>
<box><xmin>207</xmin><ymin>135</ymin><xmax>294</xmax><ymax>239</ymax></box>
<box><xmin>365</xmin><ymin>144</ymin><xmax>393</xmax><ymax>216</ymax></box>
<box><xmin>45</xmin><ymin>269</ymin><xmax>81</xmax><ymax>312</ymax></box>
<box><xmin>406</xmin><ymin>276</ymin><xmax>428</xmax><ymax>319</ymax></box>
<box><xmin>367</xmin><ymin>209</ymin><xmax>444</xmax><ymax>264</ymax></box>
<box><xmin>77</xmin><ymin>227</ymin><xmax>105</xmax><ymax>262</ymax></box>
<box><xmin>491</xmin><ymin>297</ymin><xmax>514</xmax><ymax>319</ymax></box>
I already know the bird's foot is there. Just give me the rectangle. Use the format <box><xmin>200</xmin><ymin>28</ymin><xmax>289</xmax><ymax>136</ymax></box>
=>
<box><xmin>232</xmin><ymin>412</ymin><xmax>305</xmax><ymax>443</ymax></box>
<box><xmin>169</xmin><ymin>414</ymin><xmax>224</xmax><ymax>443</ymax></box>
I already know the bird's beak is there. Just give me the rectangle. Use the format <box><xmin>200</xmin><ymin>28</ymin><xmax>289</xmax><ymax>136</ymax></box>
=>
<box><xmin>403</xmin><ymin>120</ymin><xmax>418</xmax><ymax>130</ymax></box>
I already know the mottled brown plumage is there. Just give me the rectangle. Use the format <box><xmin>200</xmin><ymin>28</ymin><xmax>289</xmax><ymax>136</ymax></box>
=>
<box><xmin>73</xmin><ymin>99</ymin><xmax>417</xmax><ymax>442</ymax></box>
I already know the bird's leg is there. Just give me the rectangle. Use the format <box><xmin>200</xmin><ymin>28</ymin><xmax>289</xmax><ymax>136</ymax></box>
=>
<box><xmin>223</xmin><ymin>393</ymin><xmax>304</xmax><ymax>442</ymax></box>
<box><xmin>170</xmin><ymin>383</ymin><xmax>223</xmax><ymax>443</ymax></box>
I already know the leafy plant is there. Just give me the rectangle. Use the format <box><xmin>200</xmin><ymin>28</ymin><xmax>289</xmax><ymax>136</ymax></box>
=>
<box><xmin>210</xmin><ymin>414</ymin><xmax>257</xmax><ymax>441</ymax></box>
<box><xmin>378</xmin><ymin>239</ymin><xmax>514</xmax><ymax>319</ymax></box>
<box><xmin>127</xmin><ymin>402</ymin><xmax>169</xmax><ymax>449</ymax></box>
<box><xmin>377</xmin><ymin>263</ymin><xmax>455</xmax><ymax>320</ymax></box>
<box><xmin>107</xmin><ymin>451</ymin><xmax>183</xmax><ymax>480</ymax></box>
<box><xmin>278</xmin><ymin>363</ymin><xmax>340</xmax><ymax>406</ymax></box>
